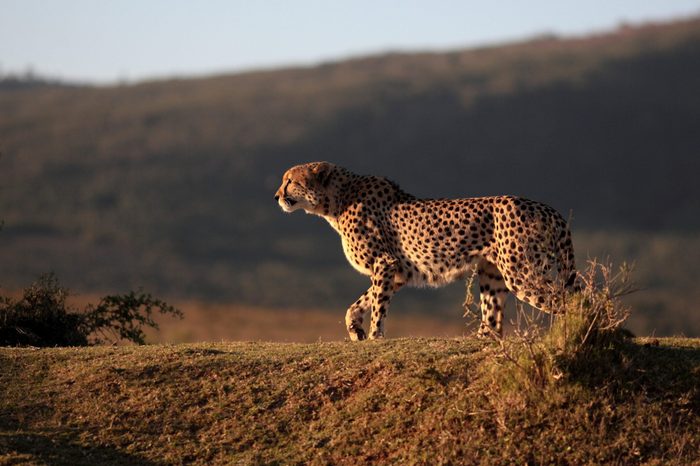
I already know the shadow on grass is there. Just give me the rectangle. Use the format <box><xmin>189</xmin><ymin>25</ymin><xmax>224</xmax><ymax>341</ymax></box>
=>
<box><xmin>0</xmin><ymin>352</ymin><xmax>159</xmax><ymax>465</ymax></box>
<box><xmin>0</xmin><ymin>425</ymin><xmax>160</xmax><ymax>466</ymax></box>
<box><xmin>562</xmin><ymin>340</ymin><xmax>700</xmax><ymax>413</ymax></box>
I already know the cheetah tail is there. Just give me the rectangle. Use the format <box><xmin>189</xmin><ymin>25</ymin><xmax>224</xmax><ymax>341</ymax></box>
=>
<box><xmin>561</xmin><ymin>230</ymin><xmax>579</xmax><ymax>292</ymax></box>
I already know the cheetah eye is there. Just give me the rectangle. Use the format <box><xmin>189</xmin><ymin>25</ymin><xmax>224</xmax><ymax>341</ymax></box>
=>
<box><xmin>285</xmin><ymin>180</ymin><xmax>308</xmax><ymax>195</ymax></box>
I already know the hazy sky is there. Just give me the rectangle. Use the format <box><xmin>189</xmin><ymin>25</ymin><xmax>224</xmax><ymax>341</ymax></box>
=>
<box><xmin>1</xmin><ymin>0</ymin><xmax>699</xmax><ymax>83</ymax></box>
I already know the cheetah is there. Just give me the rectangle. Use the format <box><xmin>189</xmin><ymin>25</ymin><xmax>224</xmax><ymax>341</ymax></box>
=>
<box><xmin>275</xmin><ymin>162</ymin><xmax>576</xmax><ymax>340</ymax></box>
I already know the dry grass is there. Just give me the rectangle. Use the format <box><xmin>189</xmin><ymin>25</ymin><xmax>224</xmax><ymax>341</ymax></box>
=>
<box><xmin>1</xmin><ymin>335</ymin><xmax>698</xmax><ymax>465</ymax></box>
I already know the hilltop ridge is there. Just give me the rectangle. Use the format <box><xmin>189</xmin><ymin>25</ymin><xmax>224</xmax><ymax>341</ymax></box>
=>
<box><xmin>1</xmin><ymin>337</ymin><xmax>699</xmax><ymax>464</ymax></box>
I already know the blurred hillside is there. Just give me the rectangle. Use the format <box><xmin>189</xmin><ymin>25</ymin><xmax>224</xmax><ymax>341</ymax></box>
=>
<box><xmin>1</xmin><ymin>18</ymin><xmax>699</xmax><ymax>336</ymax></box>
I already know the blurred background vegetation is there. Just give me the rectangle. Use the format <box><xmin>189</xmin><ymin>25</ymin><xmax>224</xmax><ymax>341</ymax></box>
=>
<box><xmin>1</xmin><ymin>17</ymin><xmax>699</xmax><ymax>338</ymax></box>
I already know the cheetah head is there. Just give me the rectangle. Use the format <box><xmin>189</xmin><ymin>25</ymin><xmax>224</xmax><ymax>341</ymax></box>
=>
<box><xmin>275</xmin><ymin>161</ymin><xmax>335</xmax><ymax>214</ymax></box>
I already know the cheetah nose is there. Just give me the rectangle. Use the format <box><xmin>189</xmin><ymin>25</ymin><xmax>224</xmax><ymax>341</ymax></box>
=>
<box><xmin>274</xmin><ymin>195</ymin><xmax>279</xmax><ymax>201</ymax></box>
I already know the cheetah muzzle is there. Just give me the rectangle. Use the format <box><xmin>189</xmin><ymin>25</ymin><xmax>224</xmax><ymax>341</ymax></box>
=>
<box><xmin>275</xmin><ymin>162</ymin><xmax>577</xmax><ymax>340</ymax></box>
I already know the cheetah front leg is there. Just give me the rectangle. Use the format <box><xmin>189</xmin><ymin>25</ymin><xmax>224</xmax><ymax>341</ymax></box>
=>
<box><xmin>368</xmin><ymin>255</ymin><xmax>399</xmax><ymax>340</ymax></box>
<box><xmin>345</xmin><ymin>290</ymin><xmax>371</xmax><ymax>341</ymax></box>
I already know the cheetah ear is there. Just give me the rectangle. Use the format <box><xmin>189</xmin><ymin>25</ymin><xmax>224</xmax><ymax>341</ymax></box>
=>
<box><xmin>312</xmin><ymin>162</ymin><xmax>333</xmax><ymax>188</ymax></box>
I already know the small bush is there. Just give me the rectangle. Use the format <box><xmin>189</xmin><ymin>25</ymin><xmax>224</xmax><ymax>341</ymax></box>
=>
<box><xmin>0</xmin><ymin>273</ymin><xmax>182</xmax><ymax>347</ymax></box>
<box><xmin>489</xmin><ymin>259</ymin><xmax>634</xmax><ymax>391</ymax></box>
<box><xmin>83</xmin><ymin>290</ymin><xmax>183</xmax><ymax>345</ymax></box>
<box><xmin>0</xmin><ymin>274</ymin><xmax>87</xmax><ymax>346</ymax></box>
<box><xmin>548</xmin><ymin>260</ymin><xmax>633</xmax><ymax>353</ymax></box>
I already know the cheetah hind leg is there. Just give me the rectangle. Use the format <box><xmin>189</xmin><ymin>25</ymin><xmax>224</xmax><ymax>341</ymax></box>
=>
<box><xmin>476</xmin><ymin>260</ymin><xmax>508</xmax><ymax>338</ymax></box>
<box><xmin>501</xmin><ymin>272</ymin><xmax>566</xmax><ymax>315</ymax></box>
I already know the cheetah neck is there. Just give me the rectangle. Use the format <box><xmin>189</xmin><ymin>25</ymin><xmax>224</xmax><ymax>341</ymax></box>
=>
<box><xmin>316</xmin><ymin>170</ymin><xmax>415</xmax><ymax>231</ymax></box>
<box><xmin>317</xmin><ymin>172</ymin><xmax>359</xmax><ymax>230</ymax></box>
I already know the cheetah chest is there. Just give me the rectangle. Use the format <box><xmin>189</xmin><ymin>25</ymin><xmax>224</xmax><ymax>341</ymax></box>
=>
<box><xmin>331</xmin><ymin>213</ymin><xmax>387</xmax><ymax>277</ymax></box>
<box><xmin>340</xmin><ymin>236</ymin><xmax>373</xmax><ymax>275</ymax></box>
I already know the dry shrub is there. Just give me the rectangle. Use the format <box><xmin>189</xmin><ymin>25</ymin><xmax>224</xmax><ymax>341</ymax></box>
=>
<box><xmin>0</xmin><ymin>273</ymin><xmax>182</xmax><ymax>346</ymax></box>
<box><xmin>487</xmin><ymin>259</ymin><xmax>634</xmax><ymax>392</ymax></box>
<box><xmin>0</xmin><ymin>273</ymin><xmax>87</xmax><ymax>346</ymax></box>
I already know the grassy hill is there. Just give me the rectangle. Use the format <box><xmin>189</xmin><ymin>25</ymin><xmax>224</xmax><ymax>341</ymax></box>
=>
<box><xmin>1</xmin><ymin>17</ymin><xmax>700</xmax><ymax>335</ymax></box>
<box><xmin>1</xmin><ymin>337</ymin><xmax>698</xmax><ymax>465</ymax></box>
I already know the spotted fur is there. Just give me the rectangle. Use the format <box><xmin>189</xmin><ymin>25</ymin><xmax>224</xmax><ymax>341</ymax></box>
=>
<box><xmin>275</xmin><ymin>162</ymin><xmax>576</xmax><ymax>340</ymax></box>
